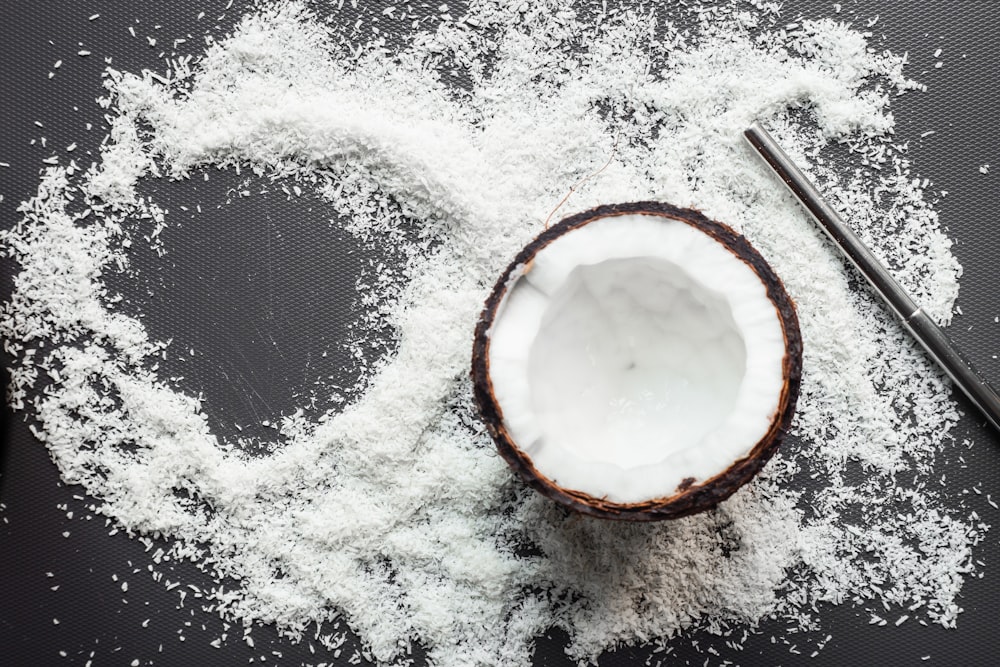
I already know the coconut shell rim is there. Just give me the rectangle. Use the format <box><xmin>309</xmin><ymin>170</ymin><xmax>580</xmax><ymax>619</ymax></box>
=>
<box><xmin>471</xmin><ymin>201</ymin><xmax>803</xmax><ymax>521</ymax></box>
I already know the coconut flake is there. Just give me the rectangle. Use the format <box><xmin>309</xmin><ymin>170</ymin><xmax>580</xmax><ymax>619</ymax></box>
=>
<box><xmin>0</xmin><ymin>2</ymin><xmax>979</xmax><ymax>665</ymax></box>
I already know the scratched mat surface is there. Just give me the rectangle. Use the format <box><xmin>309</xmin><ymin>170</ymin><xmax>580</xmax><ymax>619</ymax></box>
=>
<box><xmin>2</xmin><ymin>2</ymin><xmax>999</xmax><ymax>666</ymax></box>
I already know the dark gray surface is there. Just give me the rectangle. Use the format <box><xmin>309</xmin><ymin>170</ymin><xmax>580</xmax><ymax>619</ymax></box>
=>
<box><xmin>2</xmin><ymin>2</ymin><xmax>999</xmax><ymax>666</ymax></box>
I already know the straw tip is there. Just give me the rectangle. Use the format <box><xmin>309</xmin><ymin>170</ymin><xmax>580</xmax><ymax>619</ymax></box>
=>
<box><xmin>744</xmin><ymin>119</ymin><xmax>767</xmax><ymax>139</ymax></box>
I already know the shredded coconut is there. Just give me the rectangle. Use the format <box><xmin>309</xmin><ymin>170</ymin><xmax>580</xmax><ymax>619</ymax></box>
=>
<box><xmin>0</xmin><ymin>2</ymin><xmax>983</xmax><ymax>665</ymax></box>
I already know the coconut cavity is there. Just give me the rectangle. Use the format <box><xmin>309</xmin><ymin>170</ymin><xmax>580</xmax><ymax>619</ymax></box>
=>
<box><xmin>485</xmin><ymin>211</ymin><xmax>791</xmax><ymax>505</ymax></box>
<box><xmin>529</xmin><ymin>256</ymin><xmax>747</xmax><ymax>468</ymax></box>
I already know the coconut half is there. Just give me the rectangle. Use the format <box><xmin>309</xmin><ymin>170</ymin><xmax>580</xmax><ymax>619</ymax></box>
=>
<box><xmin>472</xmin><ymin>202</ymin><xmax>802</xmax><ymax>521</ymax></box>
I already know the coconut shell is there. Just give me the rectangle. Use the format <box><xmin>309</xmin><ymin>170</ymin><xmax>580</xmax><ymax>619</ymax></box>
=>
<box><xmin>472</xmin><ymin>201</ymin><xmax>802</xmax><ymax>521</ymax></box>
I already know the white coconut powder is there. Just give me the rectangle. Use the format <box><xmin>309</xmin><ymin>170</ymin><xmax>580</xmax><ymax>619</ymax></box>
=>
<box><xmin>0</xmin><ymin>1</ymin><xmax>985</xmax><ymax>665</ymax></box>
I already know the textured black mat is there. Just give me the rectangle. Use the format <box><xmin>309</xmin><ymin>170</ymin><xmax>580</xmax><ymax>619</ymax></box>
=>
<box><xmin>2</xmin><ymin>2</ymin><xmax>999</xmax><ymax>666</ymax></box>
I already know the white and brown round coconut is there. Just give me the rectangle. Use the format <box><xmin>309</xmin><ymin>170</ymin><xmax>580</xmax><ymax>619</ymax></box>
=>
<box><xmin>472</xmin><ymin>202</ymin><xmax>802</xmax><ymax>521</ymax></box>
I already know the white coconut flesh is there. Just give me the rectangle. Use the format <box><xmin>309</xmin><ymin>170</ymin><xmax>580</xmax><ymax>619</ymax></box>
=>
<box><xmin>487</xmin><ymin>213</ymin><xmax>788</xmax><ymax>504</ymax></box>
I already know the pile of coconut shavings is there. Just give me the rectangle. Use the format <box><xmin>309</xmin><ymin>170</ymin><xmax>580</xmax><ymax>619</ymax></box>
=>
<box><xmin>0</xmin><ymin>1</ymin><xmax>986</xmax><ymax>665</ymax></box>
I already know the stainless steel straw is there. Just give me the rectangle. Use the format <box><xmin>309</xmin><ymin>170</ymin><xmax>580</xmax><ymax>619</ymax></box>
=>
<box><xmin>744</xmin><ymin>120</ymin><xmax>1000</xmax><ymax>433</ymax></box>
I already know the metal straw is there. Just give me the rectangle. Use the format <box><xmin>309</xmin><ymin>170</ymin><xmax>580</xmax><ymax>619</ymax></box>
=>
<box><xmin>744</xmin><ymin>120</ymin><xmax>1000</xmax><ymax>433</ymax></box>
